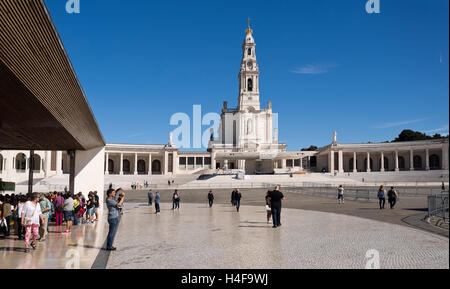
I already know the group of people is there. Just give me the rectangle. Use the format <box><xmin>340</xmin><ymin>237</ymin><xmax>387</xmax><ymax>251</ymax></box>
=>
<box><xmin>0</xmin><ymin>191</ymin><xmax>101</xmax><ymax>252</ymax></box>
<box><xmin>131</xmin><ymin>181</ymin><xmax>149</xmax><ymax>190</ymax></box>
<box><xmin>336</xmin><ymin>185</ymin><xmax>399</xmax><ymax>209</ymax></box>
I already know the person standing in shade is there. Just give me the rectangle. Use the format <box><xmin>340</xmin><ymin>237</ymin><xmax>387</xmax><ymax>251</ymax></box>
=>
<box><xmin>21</xmin><ymin>193</ymin><xmax>44</xmax><ymax>253</ymax></box>
<box><xmin>337</xmin><ymin>185</ymin><xmax>345</xmax><ymax>205</ymax></box>
<box><xmin>62</xmin><ymin>193</ymin><xmax>74</xmax><ymax>234</ymax></box>
<box><xmin>38</xmin><ymin>193</ymin><xmax>51</xmax><ymax>241</ymax></box>
<box><xmin>377</xmin><ymin>185</ymin><xmax>387</xmax><ymax>210</ymax></box>
<box><xmin>234</xmin><ymin>189</ymin><xmax>242</xmax><ymax>212</ymax></box>
<box><xmin>15</xmin><ymin>196</ymin><xmax>26</xmax><ymax>240</ymax></box>
<box><xmin>387</xmin><ymin>186</ymin><xmax>399</xmax><ymax>209</ymax></box>
<box><xmin>93</xmin><ymin>191</ymin><xmax>100</xmax><ymax>221</ymax></box>
<box><xmin>155</xmin><ymin>192</ymin><xmax>161</xmax><ymax>214</ymax></box>
<box><xmin>1</xmin><ymin>195</ymin><xmax>12</xmax><ymax>237</ymax></box>
<box><xmin>105</xmin><ymin>188</ymin><xmax>125</xmax><ymax>251</ymax></box>
<box><xmin>207</xmin><ymin>191</ymin><xmax>214</xmax><ymax>208</ymax></box>
<box><xmin>148</xmin><ymin>190</ymin><xmax>153</xmax><ymax>206</ymax></box>
<box><xmin>53</xmin><ymin>192</ymin><xmax>64</xmax><ymax>227</ymax></box>
<box><xmin>269</xmin><ymin>186</ymin><xmax>285</xmax><ymax>228</ymax></box>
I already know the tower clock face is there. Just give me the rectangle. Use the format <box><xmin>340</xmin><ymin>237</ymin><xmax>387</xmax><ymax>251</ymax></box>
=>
<box><xmin>247</xmin><ymin>61</ymin><xmax>253</xmax><ymax>68</ymax></box>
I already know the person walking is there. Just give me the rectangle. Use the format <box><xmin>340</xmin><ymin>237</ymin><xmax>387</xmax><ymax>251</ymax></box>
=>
<box><xmin>148</xmin><ymin>190</ymin><xmax>154</xmax><ymax>206</ymax></box>
<box><xmin>62</xmin><ymin>193</ymin><xmax>74</xmax><ymax>234</ymax></box>
<box><xmin>21</xmin><ymin>193</ymin><xmax>44</xmax><ymax>253</ymax></box>
<box><xmin>377</xmin><ymin>185</ymin><xmax>386</xmax><ymax>210</ymax></box>
<box><xmin>207</xmin><ymin>191</ymin><xmax>214</xmax><ymax>208</ymax></box>
<box><xmin>337</xmin><ymin>185</ymin><xmax>345</xmax><ymax>204</ymax></box>
<box><xmin>234</xmin><ymin>189</ymin><xmax>242</xmax><ymax>212</ymax></box>
<box><xmin>38</xmin><ymin>193</ymin><xmax>51</xmax><ymax>241</ymax></box>
<box><xmin>265</xmin><ymin>191</ymin><xmax>272</xmax><ymax>224</ymax></box>
<box><xmin>231</xmin><ymin>189</ymin><xmax>236</xmax><ymax>207</ymax></box>
<box><xmin>155</xmin><ymin>192</ymin><xmax>161</xmax><ymax>214</ymax></box>
<box><xmin>105</xmin><ymin>188</ymin><xmax>125</xmax><ymax>251</ymax></box>
<box><xmin>269</xmin><ymin>186</ymin><xmax>285</xmax><ymax>228</ymax></box>
<box><xmin>387</xmin><ymin>187</ymin><xmax>399</xmax><ymax>209</ymax></box>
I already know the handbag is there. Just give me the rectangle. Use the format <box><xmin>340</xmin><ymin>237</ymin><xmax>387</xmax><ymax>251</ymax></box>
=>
<box><xmin>24</xmin><ymin>204</ymin><xmax>38</xmax><ymax>226</ymax></box>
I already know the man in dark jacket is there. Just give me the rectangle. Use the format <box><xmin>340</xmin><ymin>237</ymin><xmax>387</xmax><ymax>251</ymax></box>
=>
<box><xmin>231</xmin><ymin>189</ymin><xmax>237</xmax><ymax>207</ymax></box>
<box><xmin>207</xmin><ymin>191</ymin><xmax>214</xmax><ymax>208</ymax></box>
<box><xmin>269</xmin><ymin>186</ymin><xmax>285</xmax><ymax>228</ymax></box>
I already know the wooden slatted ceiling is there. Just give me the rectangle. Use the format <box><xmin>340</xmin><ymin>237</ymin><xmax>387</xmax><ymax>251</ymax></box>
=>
<box><xmin>0</xmin><ymin>0</ymin><xmax>105</xmax><ymax>150</ymax></box>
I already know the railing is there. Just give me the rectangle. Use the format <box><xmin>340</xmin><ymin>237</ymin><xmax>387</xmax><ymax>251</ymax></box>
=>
<box><xmin>427</xmin><ymin>192</ymin><xmax>449</xmax><ymax>223</ymax></box>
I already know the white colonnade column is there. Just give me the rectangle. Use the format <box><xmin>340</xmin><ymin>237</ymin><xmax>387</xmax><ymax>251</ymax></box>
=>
<box><xmin>380</xmin><ymin>151</ymin><xmax>385</xmax><ymax>172</ymax></box>
<box><xmin>119</xmin><ymin>153</ymin><xmax>123</xmax><ymax>175</ymax></box>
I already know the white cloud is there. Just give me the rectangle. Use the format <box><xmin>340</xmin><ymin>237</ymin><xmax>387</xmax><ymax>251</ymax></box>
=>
<box><xmin>290</xmin><ymin>64</ymin><xmax>337</xmax><ymax>75</ymax></box>
<box><xmin>425</xmin><ymin>125</ymin><xmax>449</xmax><ymax>134</ymax></box>
<box><xmin>373</xmin><ymin>118</ymin><xmax>428</xmax><ymax>129</ymax></box>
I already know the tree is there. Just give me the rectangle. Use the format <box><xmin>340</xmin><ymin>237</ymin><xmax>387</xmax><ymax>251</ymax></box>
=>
<box><xmin>301</xmin><ymin>145</ymin><xmax>318</xmax><ymax>151</ymax></box>
<box><xmin>393</xmin><ymin>130</ymin><xmax>447</xmax><ymax>142</ymax></box>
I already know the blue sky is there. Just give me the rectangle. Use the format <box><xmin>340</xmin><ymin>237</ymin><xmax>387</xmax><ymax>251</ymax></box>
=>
<box><xmin>46</xmin><ymin>0</ymin><xmax>449</xmax><ymax>150</ymax></box>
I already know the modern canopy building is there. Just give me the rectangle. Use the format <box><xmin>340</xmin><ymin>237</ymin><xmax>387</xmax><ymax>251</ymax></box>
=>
<box><xmin>1</xmin><ymin>24</ymin><xmax>448</xmax><ymax>184</ymax></box>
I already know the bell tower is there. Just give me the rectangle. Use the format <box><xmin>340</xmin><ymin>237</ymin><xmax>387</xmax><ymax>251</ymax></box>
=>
<box><xmin>238</xmin><ymin>19</ymin><xmax>260</xmax><ymax>111</ymax></box>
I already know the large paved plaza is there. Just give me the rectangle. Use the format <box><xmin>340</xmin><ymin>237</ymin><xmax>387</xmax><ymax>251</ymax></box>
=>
<box><xmin>107</xmin><ymin>203</ymin><xmax>449</xmax><ymax>269</ymax></box>
<box><xmin>1</xmin><ymin>192</ymin><xmax>448</xmax><ymax>269</ymax></box>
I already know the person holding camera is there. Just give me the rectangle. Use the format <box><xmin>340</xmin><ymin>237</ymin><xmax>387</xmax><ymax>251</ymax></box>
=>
<box><xmin>106</xmin><ymin>188</ymin><xmax>125</xmax><ymax>251</ymax></box>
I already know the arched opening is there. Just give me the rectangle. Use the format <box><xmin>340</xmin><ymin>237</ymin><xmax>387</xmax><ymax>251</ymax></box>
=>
<box><xmin>349</xmin><ymin>158</ymin><xmax>359</xmax><ymax>171</ymax></box>
<box><xmin>0</xmin><ymin>154</ymin><xmax>3</xmax><ymax>171</ymax></box>
<box><xmin>364</xmin><ymin>158</ymin><xmax>373</xmax><ymax>171</ymax></box>
<box><xmin>413</xmin><ymin>155</ymin><xmax>422</xmax><ymax>170</ymax></box>
<box><xmin>32</xmin><ymin>154</ymin><xmax>41</xmax><ymax>171</ymax></box>
<box><xmin>16</xmin><ymin>153</ymin><xmax>26</xmax><ymax>171</ymax></box>
<box><xmin>248</xmin><ymin>78</ymin><xmax>253</xmax><ymax>92</ymax></box>
<box><xmin>429</xmin><ymin>154</ymin><xmax>440</xmax><ymax>170</ymax></box>
<box><xmin>310</xmin><ymin>156</ymin><xmax>317</xmax><ymax>168</ymax></box>
<box><xmin>123</xmin><ymin>159</ymin><xmax>131</xmax><ymax>174</ymax></box>
<box><xmin>108</xmin><ymin>159</ymin><xmax>114</xmax><ymax>174</ymax></box>
<box><xmin>137</xmin><ymin>160</ymin><xmax>146</xmax><ymax>174</ymax></box>
<box><xmin>247</xmin><ymin>48</ymin><xmax>251</xmax><ymax>56</ymax></box>
<box><xmin>398</xmin><ymin>156</ymin><xmax>406</xmax><ymax>170</ymax></box>
<box><xmin>152</xmin><ymin>160</ymin><xmax>162</xmax><ymax>175</ymax></box>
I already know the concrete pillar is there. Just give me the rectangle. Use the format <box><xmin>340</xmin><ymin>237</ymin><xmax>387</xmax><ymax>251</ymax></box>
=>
<box><xmin>119</xmin><ymin>153</ymin><xmax>123</xmax><ymax>175</ymax></box>
<box><xmin>224</xmin><ymin>159</ymin><xmax>229</xmax><ymax>170</ymax></box>
<box><xmin>395</xmin><ymin>150</ymin><xmax>399</xmax><ymax>172</ymax></box>
<box><xmin>105</xmin><ymin>152</ymin><xmax>109</xmax><ymax>175</ymax></box>
<box><xmin>366</xmin><ymin>152</ymin><xmax>371</xmax><ymax>172</ymax></box>
<box><xmin>338</xmin><ymin>151</ymin><xmax>343</xmax><ymax>173</ymax></box>
<box><xmin>211</xmin><ymin>153</ymin><xmax>216</xmax><ymax>171</ymax></box>
<box><xmin>380</xmin><ymin>151</ymin><xmax>385</xmax><ymax>172</ymax></box>
<box><xmin>425</xmin><ymin>149</ymin><xmax>430</xmax><ymax>171</ymax></box>
<box><xmin>300</xmin><ymin>157</ymin><xmax>304</xmax><ymax>170</ymax></box>
<box><xmin>329</xmin><ymin>150</ymin><xmax>335</xmax><ymax>173</ymax></box>
<box><xmin>353</xmin><ymin>152</ymin><xmax>357</xmax><ymax>173</ymax></box>
<box><xmin>410</xmin><ymin>149</ymin><xmax>414</xmax><ymax>171</ymax></box>
<box><xmin>45</xmin><ymin>151</ymin><xmax>52</xmax><ymax>177</ymax></box>
<box><xmin>442</xmin><ymin>143</ymin><xmax>449</xmax><ymax>170</ymax></box>
<box><xmin>134</xmin><ymin>153</ymin><xmax>138</xmax><ymax>175</ymax></box>
<box><xmin>70</xmin><ymin>147</ymin><xmax>105</xmax><ymax>205</ymax></box>
<box><xmin>148</xmin><ymin>154</ymin><xmax>152</xmax><ymax>175</ymax></box>
<box><xmin>173</xmin><ymin>151</ymin><xmax>178</xmax><ymax>175</ymax></box>
<box><xmin>56</xmin><ymin>151</ymin><xmax>63</xmax><ymax>175</ymax></box>
<box><xmin>281</xmin><ymin>159</ymin><xmax>286</xmax><ymax>169</ymax></box>
<box><xmin>164</xmin><ymin>151</ymin><xmax>169</xmax><ymax>175</ymax></box>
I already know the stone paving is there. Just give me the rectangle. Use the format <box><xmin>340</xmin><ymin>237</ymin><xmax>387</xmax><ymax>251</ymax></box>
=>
<box><xmin>107</xmin><ymin>203</ymin><xmax>449</xmax><ymax>269</ymax></box>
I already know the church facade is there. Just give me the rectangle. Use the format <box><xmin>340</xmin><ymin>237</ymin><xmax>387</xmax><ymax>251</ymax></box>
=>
<box><xmin>1</xmin><ymin>26</ymin><xmax>448</xmax><ymax>183</ymax></box>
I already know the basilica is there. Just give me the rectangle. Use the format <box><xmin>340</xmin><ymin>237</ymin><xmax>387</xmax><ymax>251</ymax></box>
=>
<box><xmin>1</xmin><ymin>25</ymin><xmax>448</xmax><ymax>184</ymax></box>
